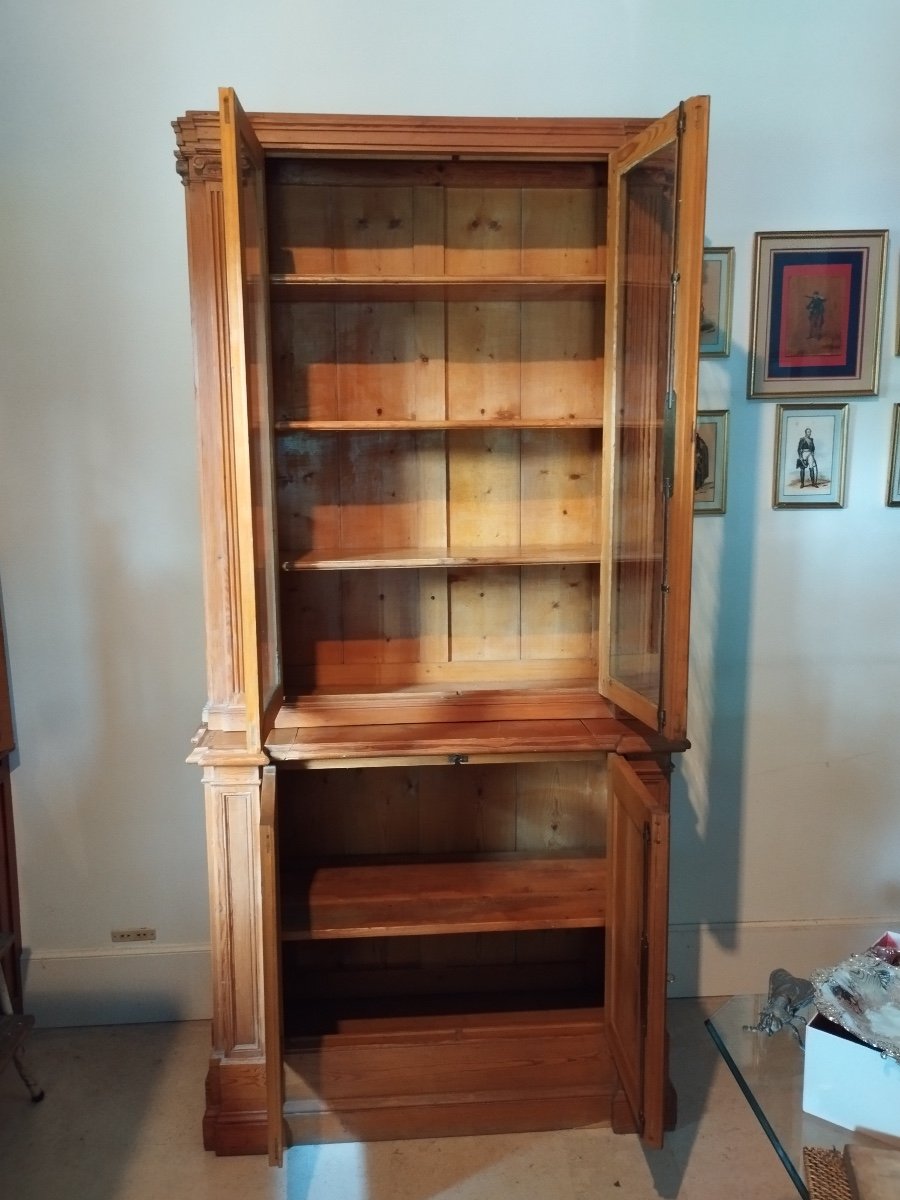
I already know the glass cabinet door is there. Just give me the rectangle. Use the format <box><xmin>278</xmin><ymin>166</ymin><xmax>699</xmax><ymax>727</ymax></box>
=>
<box><xmin>219</xmin><ymin>87</ymin><xmax>282</xmax><ymax>750</ymax></box>
<box><xmin>601</xmin><ymin>98</ymin><xmax>708</xmax><ymax>742</ymax></box>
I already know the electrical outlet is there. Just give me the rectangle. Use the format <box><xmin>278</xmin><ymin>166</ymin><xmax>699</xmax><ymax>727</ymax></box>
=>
<box><xmin>111</xmin><ymin>927</ymin><xmax>156</xmax><ymax>943</ymax></box>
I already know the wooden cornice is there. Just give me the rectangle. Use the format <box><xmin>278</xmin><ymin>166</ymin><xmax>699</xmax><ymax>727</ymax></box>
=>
<box><xmin>173</xmin><ymin>110</ymin><xmax>652</xmax><ymax>178</ymax></box>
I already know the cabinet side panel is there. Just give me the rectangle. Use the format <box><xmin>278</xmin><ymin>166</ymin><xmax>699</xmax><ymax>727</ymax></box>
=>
<box><xmin>205</xmin><ymin>768</ymin><xmax>266</xmax><ymax>1056</ymax></box>
<box><xmin>183</xmin><ymin>177</ymin><xmax>246</xmax><ymax>722</ymax></box>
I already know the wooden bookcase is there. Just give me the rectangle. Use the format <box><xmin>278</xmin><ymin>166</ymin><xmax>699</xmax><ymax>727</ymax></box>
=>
<box><xmin>174</xmin><ymin>90</ymin><xmax>708</xmax><ymax>1163</ymax></box>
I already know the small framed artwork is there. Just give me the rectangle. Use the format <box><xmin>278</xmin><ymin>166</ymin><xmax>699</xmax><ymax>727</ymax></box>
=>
<box><xmin>694</xmin><ymin>410</ymin><xmax>729</xmax><ymax>514</ymax></box>
<box><xmin>888</xmin><ymin>405</ymin><xmax>900</xmax><ymax>506</ymax></box>
<box><xmin>748</xmin><ymin>230</ymin><xmax>887</xmax><ymax>397</ymax></box>
<box><xmin>700</xmin><ymin>247</ymin><xmax>734</xmax><ymax>357</ymax></box>
<box><xmin>773</xmin><ymin>402</ymin><xmax>848</xmax><ymax>508</ymax></box>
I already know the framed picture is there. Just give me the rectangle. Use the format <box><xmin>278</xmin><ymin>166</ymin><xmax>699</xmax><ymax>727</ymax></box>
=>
<box><xmin>694</xmin><ymin>410</ymin><xmax>729</xmax><ymax>514</ymax></box>
<box><xmin>700</xmin><ymin>247</ymin><xmax>734</xmax><ymax>357</ymax></box>
<box><xmin>748</xmin><ymin>230</ymin><xmax>887</xmax><ymax>397</ymax></box>
<box><xmin>773</xmin><ymin>403</ymin><xmax>848</xmax><ymax>508</ymax></box>
<box><xmin>888</xmin><ymin>405</ymin><xmax>900</xmax><ymax>506</ymax></box>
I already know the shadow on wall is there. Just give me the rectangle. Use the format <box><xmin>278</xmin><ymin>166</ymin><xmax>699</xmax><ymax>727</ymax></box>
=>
<box><xmin>642</xmin><ymin>333</ymin><xmax>758</xmax><ymax>1199</ymax></box>
<box><xmin>671</xmin><ymin>340</ymin><xmax>757</xmax><ymax>994</ymax></box>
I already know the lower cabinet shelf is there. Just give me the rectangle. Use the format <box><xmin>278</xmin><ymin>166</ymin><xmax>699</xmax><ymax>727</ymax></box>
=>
<box><xmin>281</xmin><ymin>993</ymin><xmax>613</xmax><ymax>1144</ymax></box>
<box><xmin>280</xmin><ymin>855</ymin><xmax>607</xmax><ymax>940</ymax></box>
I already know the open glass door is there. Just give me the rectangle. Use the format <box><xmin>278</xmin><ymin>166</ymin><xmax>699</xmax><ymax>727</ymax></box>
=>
<box><xmin>605</xmin><ymin>754</ymin><xmax>671</xmax><ymax>1147</ymax></box>
<box><xmin>219</xmin><ymin>87</ymin><xmax>282</xmax><ymax>752</ymax></box>
<box><xmin>601</xmin><ymin>98</ymin><xmax>708</xmax><ymax>741</ymax></box>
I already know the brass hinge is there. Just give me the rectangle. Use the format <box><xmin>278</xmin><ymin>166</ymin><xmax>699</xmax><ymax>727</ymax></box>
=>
<box><xmin>640</xmin><ymin>931</ymin><xmax>650</xmax><ymax>1033</ymax></box>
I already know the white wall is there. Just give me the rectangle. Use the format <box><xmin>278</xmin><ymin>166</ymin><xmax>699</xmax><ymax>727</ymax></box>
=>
<box><xmin>1</xmin><ymin>0</ymin><xmax>898</xmax><ymax>1023</ymax></box>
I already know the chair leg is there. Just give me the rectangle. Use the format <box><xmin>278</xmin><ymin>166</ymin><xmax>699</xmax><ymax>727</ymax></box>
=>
<box><xmin>0</xmin><ymin>931</ymin><xmax>44</xmax><ymax>1102</ymax></box>
<box><xmin>12</xmin><ymin>1047</ymin><xmax>44</xmax><ymax>1102</ymax></box>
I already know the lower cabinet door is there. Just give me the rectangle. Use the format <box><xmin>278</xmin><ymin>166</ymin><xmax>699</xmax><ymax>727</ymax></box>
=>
<box><xmin>260</xmin><ymin>765</ymin><xmax>285</xmax><ymax>1165</ymax></box>
<box><xmin>605</xmin><ymin>754</ymin><xmax>671</xmax><ymax>1147</ymax></box>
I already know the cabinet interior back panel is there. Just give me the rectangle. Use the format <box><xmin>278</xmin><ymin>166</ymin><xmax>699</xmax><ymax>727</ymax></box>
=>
<box><xmin>269</xmin><ymin>159</ymin><xmax>606</xmax><ymax>699</ymax></box>
<box><xmin>279</xmin><ymin>760</ymin><xmax>607</xmax><ymax>858</ymax></box>
<box><xmin>277</xmin><ymin>428</ymin><xmax>601</xmax><ymax>690</ymax></box>
<box><xmin>266</xmin><ymin>161</ymin><xmax>606</xmax><ymax>276</ymax></box>
<box><xmin>281</xmin><ymin>930</ymin><xmax>605</xmax><ymax>1020</ymax></box>
<box><xmin>272</xmin><ymin>300</ymin><xmax>602</xmax><ymax>423</ymax></box>
<box><xmin>280</xmin><ymin>568</ymin><xmax>599</xmax><ymax>689</ymax></box>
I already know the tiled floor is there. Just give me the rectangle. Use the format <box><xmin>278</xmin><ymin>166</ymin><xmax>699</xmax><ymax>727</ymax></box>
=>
<box><xmin>1</xmin><ymin>999</ymin><xmax>800</xmax><ymax>1200</ymax></box>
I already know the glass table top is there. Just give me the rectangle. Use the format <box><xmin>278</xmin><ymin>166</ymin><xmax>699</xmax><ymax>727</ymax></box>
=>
<box><xmin>705</xmin><ymin>994</ymin><xmax>886</xmax><ymax>1200</ymax></box>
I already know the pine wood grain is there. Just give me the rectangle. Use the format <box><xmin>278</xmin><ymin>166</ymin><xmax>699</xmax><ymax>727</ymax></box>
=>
<box><xmin>280</xmin><ymin>856</ymin><xmax>606</xmax><ymax>939</ymax></box>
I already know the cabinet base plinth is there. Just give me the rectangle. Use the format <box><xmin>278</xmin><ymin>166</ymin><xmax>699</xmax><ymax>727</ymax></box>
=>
<box><xmin>281</xmin><ymin>1006</ymin><xmax>616</xmax><ymax>1146</ymax></box>
<box><xmin>610</xmin><ymin>1085</ymin><xmax>639</xmax><ymax>1135</ymax></box>
<box><xmin>203</xmin><ymin>1055</ymin><xmax>269</xmax><ymax>1156</ymax></box>
<box><xmin>285</xmin><ymin>1094</ymin><xmax>612</xmax><ymax>1145</ymax></box>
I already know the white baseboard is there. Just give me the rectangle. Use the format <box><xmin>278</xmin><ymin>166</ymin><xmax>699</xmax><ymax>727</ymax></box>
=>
<box><xmin>22</xmin><ymin>943</ymin><xmax>212</xmax><ymax>1028</ymax></box>
<box><xmin>20</xmin><ymin>919</ymin><xmax>894</xmax><ymax>1027</ymax></box>
<box><xmin>667</xmin><ymin>917</ymin><xmax>895</xmax><ymax>998</ymax></box>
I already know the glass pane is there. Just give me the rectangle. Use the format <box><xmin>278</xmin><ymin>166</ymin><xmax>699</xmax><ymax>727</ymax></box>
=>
<box><xmin>237</xmin><ymin>138</ymin><xmax>280</xmax><ymax>722</ymax></box>
<box><xmin>609</xmin><ymin>141</ymin><xmax>677</xmax><ymax>712</ymax></box>
<box><xmin>706</xmin><ymin>994</ymin><xmax>892</xmax><ymax>1199</ymax></box>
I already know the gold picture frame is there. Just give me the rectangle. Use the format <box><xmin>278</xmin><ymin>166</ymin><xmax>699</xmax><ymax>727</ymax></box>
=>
<box><xmin>693</xmin><ymin>410</ymin><xmax>729</xmax><ymax>514</ymax></box>
<box><xmin>887</xmin><ymin>405</ymin><xmax>900</xmax><ymax>506</ymax></box>
<box><xmin>700</xmin><ymin>248</ymin><xmax>734</xmax><ymax>358</ymax></box>
<box><xmin>749</xmin><ymin>230</ymin><xmax>887</xmax><ymax>397</ymax></box>
<box><xmin>772</xmin><ymin>403</ymin><xmax>848</xmax><ymax>508</ymax></box>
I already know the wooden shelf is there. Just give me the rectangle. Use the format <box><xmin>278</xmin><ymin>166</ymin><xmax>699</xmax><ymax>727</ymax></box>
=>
<box><xmin>270</xmin><ymin>274</ymin><xmax>606</xmax><ymax>302</ymax></box>
<box><xmin>280</xmin><ymin>546</ymin><xmax>660</xmax><ymax>571</ymax></box>
<box><xmin>280</xmin><ymin>855</ymin><xmax>606</xmax><ymax>940</ymax></box>
<box><xmin>275</xmin><ymin>418</ymin><xmax>604</xmax><ymax>432</ymax></box>
<box><xmin>283</xmin><ymin>992</ymin><xmax>605</xmax><ymax>1043</ymax></box>
<box><xmin>281</xmin><ymin>544</ymin><xmax>603</xmax><ymax>571</ymax></box>
<box><xmin>267</xmin><ymin>717</ymin><xmax>616</xmax><ymax>761</ymax></box>
<box><xmin>269</xmin><ymin>682</ymin><xmax>615</xmax><ymax>737</ymax></box>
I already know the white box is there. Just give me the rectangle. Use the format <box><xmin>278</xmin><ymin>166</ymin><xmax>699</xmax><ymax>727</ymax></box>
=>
<box><xmin>803</xmin><ymin>1012</ymin><xmax>900</xmax><ymax>1140</ymax></box>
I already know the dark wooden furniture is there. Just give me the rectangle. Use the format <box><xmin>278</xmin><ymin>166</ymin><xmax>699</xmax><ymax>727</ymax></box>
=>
<box><xmin>0</xmin><ymin>931</ymin><xmax>43</xmax><ymax>1104</ymax></box>
<box><xmin>0</xmin><ymin>598</ymin><xmax>22</xmax><ymax>1014</ymax></box>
